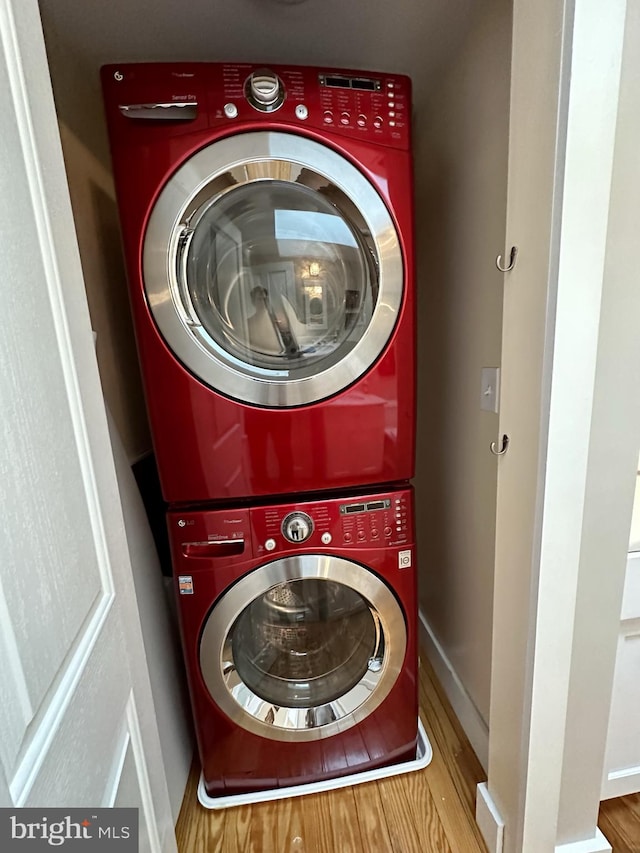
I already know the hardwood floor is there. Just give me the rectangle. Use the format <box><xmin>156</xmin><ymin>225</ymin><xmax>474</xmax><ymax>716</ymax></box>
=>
<box><xmin>175</xmin><ymin>654</ymin><xmax>488</xmax><ymax>852</ymax></box>
<box><xmin>599</xmin><ymin>794</ymin><xmax>640</xmax><ymax>853</ymax></box>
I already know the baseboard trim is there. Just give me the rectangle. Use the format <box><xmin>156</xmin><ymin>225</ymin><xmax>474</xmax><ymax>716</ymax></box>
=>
<box><xmin>418</xmin><ymin>609</ymin><xmax>489</xmax><ymax>770</ymax></box>
<box><xmin>476</xmin><ymin>782</ymin><xmax>504</xmax><ymax>853</ymax></box>
<box><xmin>601</xmin><ymin>763</ymin><xmax>640</xmax><ymax>800</ymax></box>
<box><xmin>554</xmin><ymin>828</ymin><xmax>612</xmax><ymax>853</ymax></box>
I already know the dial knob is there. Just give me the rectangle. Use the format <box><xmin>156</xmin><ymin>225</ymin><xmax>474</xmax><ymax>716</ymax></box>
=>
<box><xmin>245</xmin><ymin>69</ymin><xmax>285</xmax><ymax>112</ymax></box>
<box><xmin>281</xmin><ymin>512</ymin><xmax>314</xmax><ymax>544</ymax></box>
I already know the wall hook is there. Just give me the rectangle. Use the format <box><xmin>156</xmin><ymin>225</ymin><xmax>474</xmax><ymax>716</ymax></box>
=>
<box><xmin>490</xmin><ymin>434</ymin><xmax>509</xmax><ymax>456</ymax></box>
<box><xmin>496</xmin><ymin>246</ymin><xmax>518</xmax><ymax>272</ymax></box>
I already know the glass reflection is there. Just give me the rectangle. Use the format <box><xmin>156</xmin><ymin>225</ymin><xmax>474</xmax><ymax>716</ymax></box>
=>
<box><xmin>231</xmin><ymin>579</ymin><xmax>377</xmax><ymax>708</ymax></box>
<box><xmin>185</xmin><ymin>180</ymin><xmax>377</xmax><ymax>371</ymax></box>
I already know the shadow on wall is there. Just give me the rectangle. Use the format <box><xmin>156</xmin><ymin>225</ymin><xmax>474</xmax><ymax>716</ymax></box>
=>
<box><xmin>132</xmin><ymin>453</ymin><xmax>172</xmax><ymax>578</ymax></box>
<box><xmin>414</xmin><ymin>148</ymin><xmax>457</xmax><ymax>630</ymax></box>
<box><xmin>90</xmin><ymin>182</ymin><xmax>151</xmax><ymax>457</ymax></box>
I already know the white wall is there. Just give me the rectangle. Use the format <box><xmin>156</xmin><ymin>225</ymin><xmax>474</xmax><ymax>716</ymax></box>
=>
<box><xmin>415</xmin><ymin>0</ymin><xmax>511</xmax><ymax>732</ymax></box>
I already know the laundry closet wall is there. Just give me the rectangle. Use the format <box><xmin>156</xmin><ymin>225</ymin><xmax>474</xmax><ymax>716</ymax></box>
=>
<box><xmin>36</xmin><ymin>0</ymin><xmax>508</xmax><ymax>775</ymax></box>
<box><xmin>415</xmin><ymin>0</ymin><xmax>511</xmax><ymax>763</ymax></box>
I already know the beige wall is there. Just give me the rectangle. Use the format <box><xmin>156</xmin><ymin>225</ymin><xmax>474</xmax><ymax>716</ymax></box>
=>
<box><xmin>414</xmin><ymin>0</ymin><xmax>511</xmax><ymax>724</ymax></box>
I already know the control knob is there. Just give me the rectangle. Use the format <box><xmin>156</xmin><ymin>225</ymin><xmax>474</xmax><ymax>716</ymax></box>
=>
<box><xmin>246</xmin><ymin>69</ymin><xmax>285</xmax><ymax>112</ymax></box>
<box><xmin>281</xmin><ymin>511</ymin><xmax>314</xmax><ymax>544</ymax></box>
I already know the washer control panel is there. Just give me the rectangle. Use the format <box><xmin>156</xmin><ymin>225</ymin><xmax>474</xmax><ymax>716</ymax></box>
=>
<box><xmin>168</xmin><ymin>488</ymin><xmax>414</xmax><ymax>564</ymax></box>
<box><xmin>251</xmin><ymin>488</ymin><xmax>413</xmax><ymax>555</ymax></box>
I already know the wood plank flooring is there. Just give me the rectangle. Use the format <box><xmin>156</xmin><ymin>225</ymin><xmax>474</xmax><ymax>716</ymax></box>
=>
<box><xmin>175</xmin><ymin>654</ymin><xmax>488</xmax><ymax>852</ymax></box>
<box><xmin>599</xmin><ymin>794</ymin><xmax>640</xmax><ymax>853</ymax></box>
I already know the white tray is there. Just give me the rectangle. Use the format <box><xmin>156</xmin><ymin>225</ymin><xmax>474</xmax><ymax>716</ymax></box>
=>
<box><xmin>197</xmin><ymin>717</ymin><xmax>432</xmax><ymax>809</ymax></box>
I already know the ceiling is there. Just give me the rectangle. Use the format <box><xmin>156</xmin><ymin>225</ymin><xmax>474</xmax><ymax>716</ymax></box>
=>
<box><xmin>38</xmin><ymin>0</ymin><xmax>482</xmax><ymax>164</ymax></box>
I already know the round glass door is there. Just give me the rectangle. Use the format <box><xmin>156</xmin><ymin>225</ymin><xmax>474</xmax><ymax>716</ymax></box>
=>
<box><xmin>199</xmin><ymin>555</ymin><xmax>407</xmax><ymax>741</ymax></box>
<box><xmin>185</xmin><ymin>181</ymin><xmax>375</xmax><ymax>375</ymax></box>
<box><xmin>232</xmin><ymin>579</ymin><xmax>377</xmax><ymax>708</ymax></box>
<box><xmin>143</xmin><ymin>132</ymin><xmax>403</xmax><ymax>407</ymax></box>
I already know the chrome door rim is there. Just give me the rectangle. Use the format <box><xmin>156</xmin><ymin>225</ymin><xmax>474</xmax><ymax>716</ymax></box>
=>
<box><xmin>143</xmin><ymin>131</ymin><xmax>403</xmax><ymax>407</ymax></box>
<box><xmin>199</xmin><ymin>555</ymin><xmax>407</xmax><ymax>741</ymax></box>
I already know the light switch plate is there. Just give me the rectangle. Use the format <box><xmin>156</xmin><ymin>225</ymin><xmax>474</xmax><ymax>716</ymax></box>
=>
<box><xmin>481</xmin><ymin>367</ymin><xmax>500</xmax><ymax>413</ymax></box>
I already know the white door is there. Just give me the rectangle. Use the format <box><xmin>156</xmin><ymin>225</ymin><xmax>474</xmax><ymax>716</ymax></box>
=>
<box><xmin>0</xmin><ymin>2</ymin><xmax>176</xmax><ymax>851</ymax></box>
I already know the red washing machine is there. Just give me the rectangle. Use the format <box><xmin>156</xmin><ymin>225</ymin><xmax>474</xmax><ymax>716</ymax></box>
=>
<box><xmin>168</xmin><ymin>486</ymin><xmax>418</xmax><ymax>797</ymax></box>
<box><xmin>101</xmin><ymin>63</ymin><xmax>415</xmax><ymax>504</ymax></box>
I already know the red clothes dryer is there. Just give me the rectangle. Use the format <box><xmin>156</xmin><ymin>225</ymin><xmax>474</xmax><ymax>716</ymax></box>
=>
<box><xmin>102</xmin><ymin>63</ymin><xmax>415</xmax><ymax>504</ymax></box>
<box><xmin>168</xmin><ymin>486</ymin><xmax>418</xmax><ymax>798</ymax></box>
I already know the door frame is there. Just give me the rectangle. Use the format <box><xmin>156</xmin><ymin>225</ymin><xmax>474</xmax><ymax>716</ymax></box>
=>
<box><xmin>479</xmin><ymin>1</ymin><xmax>640</xmax><ymax>851</ymax></box>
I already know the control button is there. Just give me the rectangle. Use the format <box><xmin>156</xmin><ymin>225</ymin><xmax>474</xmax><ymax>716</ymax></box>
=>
<box><xmin>384</xmin><ymin>526</ymin><xmax>392</xmax><ymax>537</ymax></box>
<box><xmin>389</xmin><ymin>120</ymin><xmax>396</xmax><ymax>127</ymax></box>
<box><xmin>371</xmin><ymin>529</ymin><xmax>380</xmax><ymax>539</ymax></box>
<box><xmin>340</xmin><ymin>112</ymin><xmax>350</xmax><ymax>125</ymax></box>
<box><xmin>265</xmin><ymin>538</ymin><xmax>276</xmax><ymax>551</ymax></box>
<box><xmin>357</xmin><ymin>530</ymin><xmax>367</xmax><ymax>541</ymax></box>
<box><xmin>295</xmin><ymin>104</ymin><xmax>309</xmax><ymax>120</ymax></box>
<box><xmin>389</xmin><ymin>111</ymin><xmax>396</xmax><ymax>118</ymax></box>
<box><xmin>388</xmin><ymin>101</ymin><xmax>395</xmax><ymax>109</ymax></box>
<box><xmin>357</xmin><ymin>114</ymin><xmax>367</xmax><ymax>127</ymax></box>
<box><xmin>321</xmin><ymin>532</ymin><xmax>332</xmax><ymax>545</ymax></box>
<box><xmin>344</xmin><ymin>531</ymin><xmax>353</xmax><ymax>543</ymax></box>
<box><xmin>224</xmin><ymin>103</ymin><xmax>238</xmax><ymax>119</ymax></box>
<box><xmin>387</xmin><ymin>82</ymin><xmax>394</xmax><ymax>89</ymax></box>
<box><xmin>323</xmin><ymin>110</ymin><xmax>334</xmax><ymax>124</ymax></box>
<box><xmin>373</xmin><ymin>116</ymin><xmax>384</xmax><ymax>129</ymax></box>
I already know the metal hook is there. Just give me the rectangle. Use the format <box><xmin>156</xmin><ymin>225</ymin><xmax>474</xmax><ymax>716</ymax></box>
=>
<box><xmin>496</xmin><ymin>246</ymin><xmax>518</xmax><ymax>272</ymax></box>
<box><xmin>490</xmin><ymin>434</ymin><xmax>509</xmax><ymax>456</ymax></box>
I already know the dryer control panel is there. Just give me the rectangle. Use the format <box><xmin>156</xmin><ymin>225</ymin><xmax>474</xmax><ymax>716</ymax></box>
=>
<box><xmin>213</xmin><ymin>63</ymin><xmax>411</xmax><ymax>149</ymax></box>
<box><xmin>102</xmin><ymin>62</ymin><xmax>411</xmax><ymax>150</ymax></box>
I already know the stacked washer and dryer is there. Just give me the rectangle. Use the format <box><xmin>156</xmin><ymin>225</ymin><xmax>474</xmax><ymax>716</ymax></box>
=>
<box><xmin>102</xmin><ymin>63</ymin><xmax>420</xmax><ymax>801</ymax></box>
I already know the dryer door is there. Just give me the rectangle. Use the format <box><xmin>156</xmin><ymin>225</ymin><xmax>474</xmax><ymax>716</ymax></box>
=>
<box><xmin>199</xmin><ymin>554</ymin><xmax>407</xmax><ymax>741</ymax></box>
<box><xmin>143</xmin><ymin>131</ymin><xmax>403</xmax><ymax>407</ymax></box>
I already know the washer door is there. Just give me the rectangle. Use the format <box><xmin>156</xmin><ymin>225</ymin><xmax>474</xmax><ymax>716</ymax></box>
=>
<box><xmin>143</xmin><ymin>131</ymin><xmax>403</xmax><ymax>407</ymax></box>
<box><xmin>199</xmin><ymin>555</ymin><xmax>407</xmax><ymax>741</ymax></box>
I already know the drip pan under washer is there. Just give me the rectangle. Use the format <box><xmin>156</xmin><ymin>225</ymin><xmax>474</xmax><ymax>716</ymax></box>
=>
<box><xmin>197</xmin><ymin>717</ymin><xmax>432</xmax><ymax>810</ymax></box>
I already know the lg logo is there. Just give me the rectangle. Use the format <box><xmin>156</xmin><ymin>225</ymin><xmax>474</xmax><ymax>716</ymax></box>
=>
<box><xmin>113</xmin><ymin>71</ymin><xmax>123</xmax><ymax>81</ymax></box>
